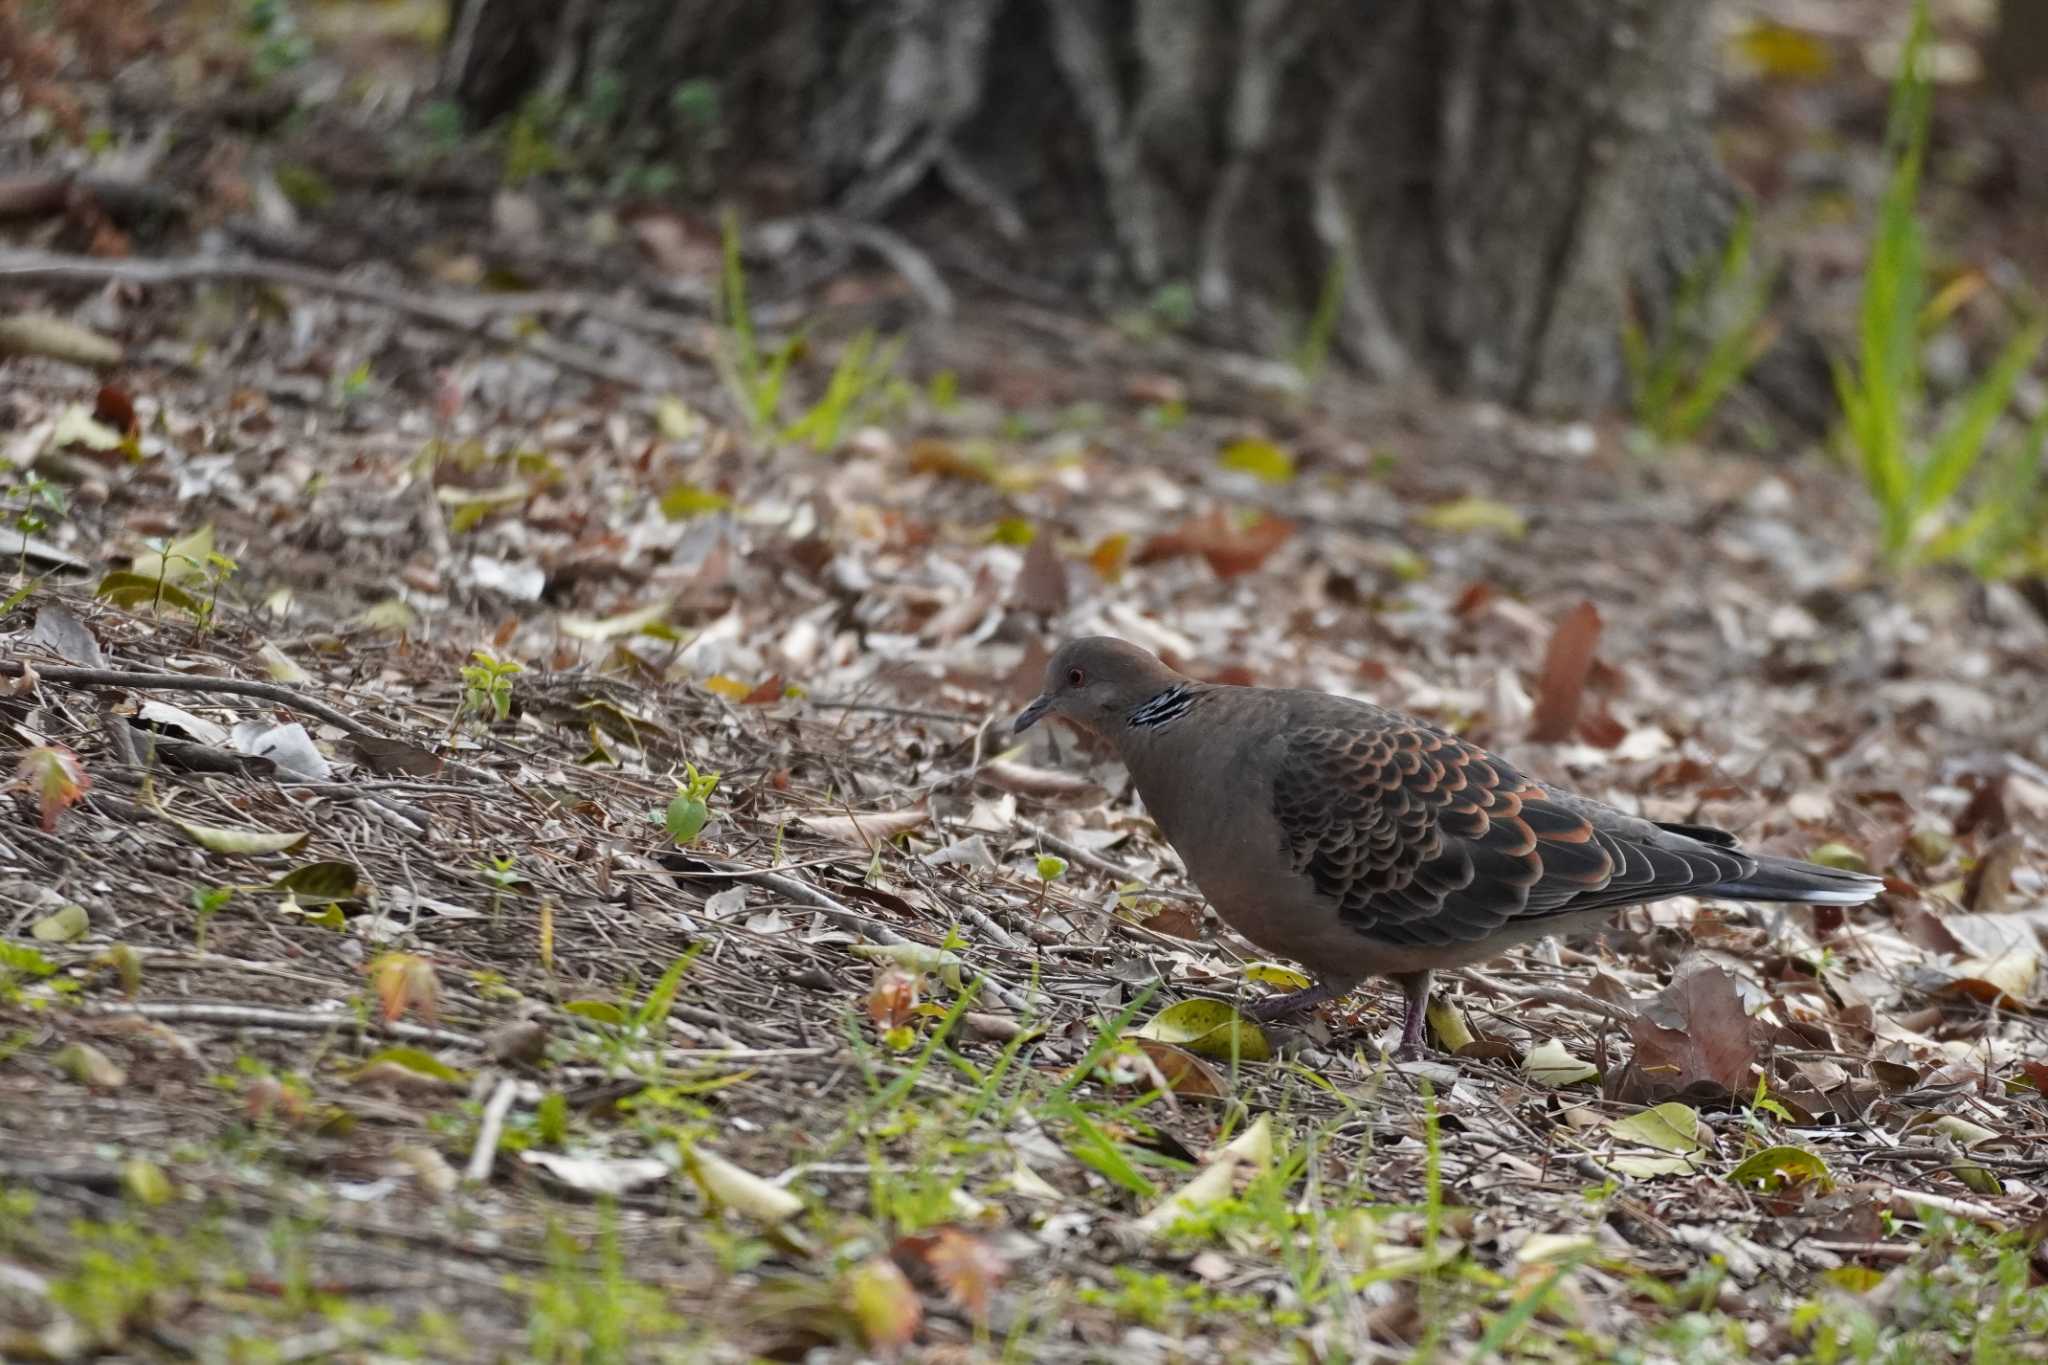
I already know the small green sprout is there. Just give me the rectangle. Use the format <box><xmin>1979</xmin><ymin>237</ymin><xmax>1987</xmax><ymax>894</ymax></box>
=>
<box><xmin>1033</xmin><ymin>853</ymin><xmax>1068</xmax><ymax>917</ymax></box>
<box><xmin>664</xmin><ymin>764</ymin><xmax>720</xmax><ymax>845</ymax></box>
<box><xmin>190</xmin><ymin>884</ymin><xmax>234</xmax><ymax>952</ymax></box>
<box><xmin>455</xmin><ymin>650</ymin><xmax>522</xmax><ymax>732</ymax></box>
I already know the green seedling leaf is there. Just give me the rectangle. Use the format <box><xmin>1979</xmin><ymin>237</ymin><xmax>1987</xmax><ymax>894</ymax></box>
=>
<box><xmin>665</xmin><ymin>792</ymin><xmax>709</xmax><ymax>844</ymax></box>
<box><xmin>1610</xmin><ymin>1102</ymin><xmax>1704</xmax><ymax>1153</ymax></box>
<box><xmin>94</xmin><ymin>570</ymin><xmax>205</xmax><ymax>614</ymax></box>
<box><xmin>0</xmin><ymin>942</ymin><xmax>58</xmax><ymax>978</ymax></box>
<box><xmin>1523</xmin><ymin>1038</ymin><xmax>1599</xmax><ymax>1086</ymax></box>
<box><xmin>122</xmin><ymin>1157</ymin><xmax>172</xmax><ymax>1206</ymax></box>
<box><xmin>1134</xmin><ymin>999</ymin><xmax>1272</xmax><ymax>1063</ymax></box>
<box><xmin>269</xmin><ymin>860</ymin><xmax>364</xmax><ymax>904</ymax></box>
<box><xmin>172</xmin><ymin>820</ymin><xmax>308</xmax><ymax>856</ymax></box>
<box><xmin>1219</xmin><ymin>436</ymin><xmax>1296</xmax><ymax>484</ymax></box>
<box><xmin>564</xmin><ymin>999</ymin><xmax>628</xmax><ymax>1027</ymax></box>
<box><xmin>659</xmin><ymin>483</ymin><xmax>732</xmax><ymax>520</ymax></box>
<box><xmin>1034</xmin><ymin>854</ymin><xmax>1068</xmax><ymax>882</ymax></box>
<box><xmin>30</xmin><ymin>904</ymin><xmax>90</xmax><ymax>943</ymax></box>
<box><xmin>1727</xmin><ymin>1144</ymin><xmax>1833</xmax><ymax>1192</ymax></box>
<box><xmin>357</xmin><ymin>1046</ymin><xmax>467</xmax><ymax>1084</ymax></box>
<box><xmin>1419</xmin><ymin>496</ymin><xmax>1527</xmax><ymax>538</ymax></box>
<box><xmin>131</xmin><ymin>524</ymin><xmax>215</xmax><ymax>587</ymax></box>
<box><xmin>1822</xmin><ymin>1265</ymin><xmax>1888</xmax><ymax>1294</ymax></box>
<box><xmin>1807</xmin><ymin>842</ymin><xmax>1870</xmax><ymax>872</ymax></box>
<box><xmin>634</xmin><ymin>949</ymin><xmax>700</xmax><ymax>1034</ymax></box>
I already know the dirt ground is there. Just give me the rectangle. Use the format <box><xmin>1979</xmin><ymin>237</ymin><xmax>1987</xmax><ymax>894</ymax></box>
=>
<box><xmin>3</xmin><ymin>2</ymin><xmax>2048</xmax><ymax>1362</ymax></box>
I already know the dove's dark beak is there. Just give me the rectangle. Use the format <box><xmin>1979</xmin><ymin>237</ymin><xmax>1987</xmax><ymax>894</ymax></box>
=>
<box><xmin>1012</xmin><ymin>694</ymin><xmax>1053</xmax><ymax>733</ymax></box>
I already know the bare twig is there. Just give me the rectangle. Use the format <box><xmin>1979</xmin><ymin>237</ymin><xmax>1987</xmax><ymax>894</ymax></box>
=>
<box><xmin>84</xmin><ymin>1001</ymin><xmax>482</xmax><ymax>1049</ymax></box>
<box><xmin>2</xmin><ymin>661</ymin><xmax>383</xmax><ymax>742</ymax></box>
<box><xmin>464</xmin><ymin>1076</ymin><xmax>520</xmax><ymax>1185</ymax></box>
<box><xmin>676</xmin><ymin>854</ymin><xmax>1033</xmax><ymax>1012</ymax></box>
<box><xmin>0</xmin><ymin>250</ymin><xmax>669</xmax><ymax>391</ymax></box>
<box><xmin>4</xmin><ymin>661</ymin><xmax>499</xmax><ymax>785</ymax></box>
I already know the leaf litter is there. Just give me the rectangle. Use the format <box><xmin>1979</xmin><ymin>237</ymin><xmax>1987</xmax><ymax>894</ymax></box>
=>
<box><xmin>2</xmin><ymin>16</ymin><xmax>2047</xmax><ymax>1361</ymax></box>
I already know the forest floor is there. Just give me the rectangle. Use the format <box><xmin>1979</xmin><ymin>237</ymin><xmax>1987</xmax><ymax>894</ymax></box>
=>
<box><xmin>3</xmin><ymin>2</ymin><xmax>2048</xmax><ymax>1362</ymax></box>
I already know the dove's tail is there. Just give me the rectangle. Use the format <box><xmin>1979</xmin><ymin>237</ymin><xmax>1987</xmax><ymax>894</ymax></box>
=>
<box><xmin>1714</xmin><ymin>854</ymin><xmax>1884</xmax><ymax>906</ymax></box>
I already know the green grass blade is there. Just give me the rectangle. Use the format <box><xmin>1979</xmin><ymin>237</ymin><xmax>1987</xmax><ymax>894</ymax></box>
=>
<box><xmin>1911</xmin><ymin>320</ymin><xmax>2046</xmax><ymax>523</ymax></box>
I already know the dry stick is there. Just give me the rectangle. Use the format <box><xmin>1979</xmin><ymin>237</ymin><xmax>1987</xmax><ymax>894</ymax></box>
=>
<box><xmin>688</xmin><ymin>855</ymin><xmax>1034</xmax><ymax>1014</ymax></box>
<box><xmin>464</xmin><ymin>1076</ymin><xmax>520</xmax><ymax>1185</ymax></box>
<box><xmin>1018</xmin><ymin>819</ymin><xmax>1203</xmax><ymax>900</ymax></box>
<box><xmin>0</xmin><ymin>250</ymin><xmax>664</xmax><ymax>391</ymax></box>
<box><xmin>1</xmin><ymin>661</ymin><xmax>499</xmax><ymax>785</ymax></box>
<box><xmin>1459</xmin><ymin>970</ymin><xmax>1638</xmax><ymax>1026</ymax></box>
<box><xmin>84</xmin><ymin>1001</ymin><xmax>482</xmax><ymax>1049</ymax></box>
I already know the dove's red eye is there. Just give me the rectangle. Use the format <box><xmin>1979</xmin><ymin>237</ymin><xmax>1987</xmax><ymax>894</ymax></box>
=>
<box><xmin>1068</xmin><ymin>668</ymin><xmax>1085</xmax><ymax>687</ymax></box>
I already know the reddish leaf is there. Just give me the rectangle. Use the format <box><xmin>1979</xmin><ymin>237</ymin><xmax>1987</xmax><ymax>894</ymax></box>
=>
<box><xmin>1134</xmin><ymin>508</ymin><xmax>1295</xmax><ymax>578</ymax></box>
<box><xmin>893</xmin><ymin>1226</ymin><xmax>1006</xmax><ymax>1323</ymax></box>
<box><xmin>1623</xmin><ymin>963</ymin><xmax>1760</xmax><ymax>1102</ymax></box>
<box><xmin>13</xmin><ymin>744</ymin><xmax>90</xmax><ymax>832</ymax></box>
<box><xmin>868</xmin><ymin>969</ymin><xmax>919</xmax><ymax>1030</ymax></box>
<box><xmin>1128</xmin><ymin>1039</ymin><xmax>1230</xmax><ymax>1100</ymax></box>
<box><xmin>1529</xmin><ymin>600</ymin><xmax>1601</xmax><ymax>742</ymax></box>
<box><xmin>1013</xmin><ymin>531</ymin><xmax>1070</xmax><ymax>616</ymax></box>
<box><xmin>843</xmin><ymin>1256</ymin><xmax>921</xmax><ymax>1354</ymax></box>
<box><xmin>94</xmin><ymin>383</ymin><xmax>137</xmax><ymax>434</ymax></box>
<box><xmin>368</xmin><ymin>952</ymin><xmax>440</xmax><ymax>1026</ymax></box>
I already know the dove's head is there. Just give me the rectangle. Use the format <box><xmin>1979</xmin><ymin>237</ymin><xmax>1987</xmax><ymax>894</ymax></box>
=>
<box><xmin>1011</xmin><ymin>637</ymin><xmax>1188</xmax><ymax>738</ymax></box>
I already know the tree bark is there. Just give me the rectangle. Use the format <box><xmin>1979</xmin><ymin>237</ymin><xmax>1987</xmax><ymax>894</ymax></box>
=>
<box><xmin>443</xmin><ymin>0</ymin><xmax>1736</xmax><ymax>415</ymax></box>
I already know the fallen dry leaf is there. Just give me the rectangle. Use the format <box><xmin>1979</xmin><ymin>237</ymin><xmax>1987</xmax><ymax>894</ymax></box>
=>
<box><xmin>1134</xmin><ymin>508</ymin><xmax>1295</xmax><ymax>578</ymax></box>
<box><xmin>798</xmin><ymin>805</ymin><xmax>929</xmax><ymax>845</ymax></box>
<box><xmin>1624</xmin><ymin>963</ymin><xmax>1760</xmax><ymax>1102</ymax></box>
<box><xmin>976</xmin><ymin>759</ymin><xmax>1107</xmax><ymax>804</ymax></box>
<box><xmin>1529</xmin><ymin>600</ymin><xmax>1601</xmax><ymax>742</ymax></box>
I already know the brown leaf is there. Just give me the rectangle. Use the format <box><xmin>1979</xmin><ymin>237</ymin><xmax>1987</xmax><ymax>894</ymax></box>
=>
<box><xmin>1087</xmin><ymin>532</ymin><xmax>1131</xmax><ymax>582</ymax></box>
<box><xmin>1529</xmin><ymin>600</ymin><xmax>1601</xmax><ymax>742</ymax></box>
<box><xmin>94</xmin><ymin>383</ymin><xmax>137</xmax><ymax>435</ymax></box>
<box><xmin>1128</xmin><ymin>1039</ymin><xmax>1230</xmax><ymax>1100</ymax></box>
<box><xmin>844</xmin><ymin>1256</ymin><xmax>921</xmax><ymax>1354</ymax></box>
<box><xmin>1139</xmin><ymin>902</ymin><xmax>1205</xmax><ymax>939</ymax></box>
<box><xmin>798</xmin><ymin>805</ymin><xmax>928</xmax><ymax>846</ymax></box>
<box><xmin>1623</xmin><ymin>963</ymin><xmax>1759</xmax><ymax>1101</ymax></box>
<box><xmin>1135</xmin><ymin>508</ymin><xmax>1295</xmax><ymax>578</ymax></box>
<box><xmin>976</xmin><ymin>759</ymin><xmax>1106</xmax><ymax>804</ymax></box>
<box><xmin>868</xmin><ymin>968</ymin><xmax>919</xmax><ymax>1030</ymax></box>
<box><xmin>893</xmin><ymin>1226</ymin><xmax>1006</xmax><ymax>1323</ymax></box>
<box><xmin>1964</xmin><ymin>833</ymin><xmax>2026</xmax><ymax>912</ymax></box>
<box><xmin>12</xmin><ymin>744</ymin><xmax>90</xmax><ymax>832</ymax></box>
<box><xmin>1013</xmin><ymin>532</ymin><xmax>1069</xmax><ymax>616</ymax></box>
<box><xmin>368</xmin><ymin>952</ymin><xmax>440</xmax><ymax>1026</ymax></box>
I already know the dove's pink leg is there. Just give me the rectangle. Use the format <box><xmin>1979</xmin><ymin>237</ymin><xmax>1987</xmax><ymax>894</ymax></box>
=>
<box><xmin>1392</xmin><ymin>971</ymin><xmax>1434</xmax><ymax>1059</ymax></box>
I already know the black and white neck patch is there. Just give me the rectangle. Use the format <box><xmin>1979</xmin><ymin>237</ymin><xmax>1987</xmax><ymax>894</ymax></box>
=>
<box><xmin>1127</xmin><ymin>684</ymin><xmax>1195</xmax><ymax>730</ymax></box>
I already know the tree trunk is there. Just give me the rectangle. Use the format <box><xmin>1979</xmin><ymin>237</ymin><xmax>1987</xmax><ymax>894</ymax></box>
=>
<box><xmin>443</xmin><ymin>0</ymin><xmax>1736</xmax><ymax>415</ymax></box>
